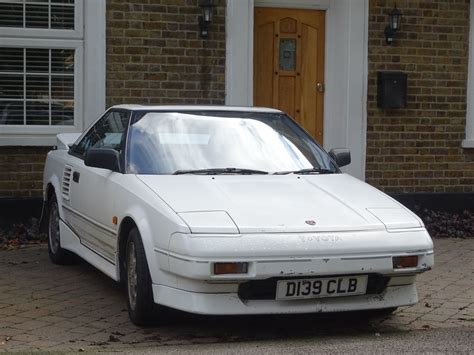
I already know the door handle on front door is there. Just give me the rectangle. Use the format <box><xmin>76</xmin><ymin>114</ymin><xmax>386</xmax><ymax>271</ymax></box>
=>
<box><xmin>73</xmin><ymin>171</ymin><xmax>80</xmax><ymax>183</ymax></box>
<box><xmin>316</xmin><ymin>82</ymin><xmax>325</xmax><ymax>93</ymax></box>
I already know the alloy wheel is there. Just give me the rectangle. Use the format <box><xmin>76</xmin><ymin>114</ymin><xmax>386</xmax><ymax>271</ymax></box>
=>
<box><xmin>48</xmin><ymin>202</ymin><xmax>60</xmax><ymax>254</ymax></box>
<box><xmin>127</xmin><ymin>242</ymin><xmax>138</xmax><ymax>311</ymax></box>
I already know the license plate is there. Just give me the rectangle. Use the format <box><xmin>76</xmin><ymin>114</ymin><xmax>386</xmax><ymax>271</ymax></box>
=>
<box><xmin>275</xmin><ymin>275</ymin><xmax>368</xmax><ymax>300</ymax></box>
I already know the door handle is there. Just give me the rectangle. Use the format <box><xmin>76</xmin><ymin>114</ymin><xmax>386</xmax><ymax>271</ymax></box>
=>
<box><xmin>73</xmin><ymin>171</ymin><xmax>80</xmax><ymax>183</ymax></box>
<box><xmin>316</xmin><ymin>82</ymin><xmax>325</xmax><ymax>93</ymax></box>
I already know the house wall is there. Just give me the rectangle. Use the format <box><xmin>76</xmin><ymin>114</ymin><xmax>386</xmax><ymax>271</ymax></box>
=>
<box><xmin>366</xmin><ymin>0</ymin><xmax>474</xmax><ymax>193</ymax></box>
<box><xmin>106</xmin><ymin>0</ymin><xmax>226</xmax><ymax>106</ymax></box>
<box><xmin>2</xmin><ymin>0</ymin><xmax>474</xmax><ymax>199</ymax></box>
<box><xmin>0</xmin><ymin>0</ymin><xmax>226</xmax><ymax>199</ymax></box>
<box><xmin>0</xmin><ymin>147</ymin><xmax>49</xmax><ymax>198</ymax></box>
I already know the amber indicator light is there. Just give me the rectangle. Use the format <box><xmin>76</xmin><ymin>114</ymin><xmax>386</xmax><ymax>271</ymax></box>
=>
<box><xmin>213</xmin><ymin>262</ymin><xmax>248</xmax><ymax>275</ymax></box>
<box><xmin>393</xmin><ymin>255</ymin><xmax>418</xmax><ymax>269</ymax></box>
<box><xmin>112</xmin><ymin>216</ymin><xmax>118</xmax><ymax>225</ymax></box>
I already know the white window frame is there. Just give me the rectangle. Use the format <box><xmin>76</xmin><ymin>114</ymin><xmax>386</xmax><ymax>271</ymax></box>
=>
<box><xmin>463</xmin><ymin>0</ymin><xmax>474</xmax><ymax>148</ymax></box>
<box><xmin>0</xmin><ymin>0</ymin><xmax>105</xmax><ymax>146</ymax></box>
<box><xmin>225</xmin><ymin>0</ymin><xmax>369</xmax><ymax>180</ymax></box>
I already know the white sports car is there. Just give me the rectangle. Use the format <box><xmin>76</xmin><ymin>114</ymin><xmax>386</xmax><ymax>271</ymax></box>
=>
<box><xmin>42</xmin><ymin>105</ymin><xmax>434</xmax><ymax>325</ymax></box>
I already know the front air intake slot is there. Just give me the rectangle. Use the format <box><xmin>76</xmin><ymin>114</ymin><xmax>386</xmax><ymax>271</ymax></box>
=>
<box><xmin>62</xmin><ymin>165</ymin><xmax>73</xmax><ymax>200</ymax></box>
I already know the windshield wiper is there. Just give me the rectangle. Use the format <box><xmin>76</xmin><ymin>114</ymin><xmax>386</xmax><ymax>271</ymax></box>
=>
<box><xmin>273</xmin><ymin>168</ymin><xmax>335</xmax><ymax>175</ymax></box>
<box><xmin>173</xmin><ymin>168</ymin><xmax>269</xmax><ymax>175</ymax></box>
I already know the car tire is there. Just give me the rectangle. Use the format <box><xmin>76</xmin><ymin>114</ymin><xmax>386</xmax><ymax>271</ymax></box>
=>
<box><xmin>47</xmin><ymin>194</ymin><xmax>75</xmax><ymax>265</ymax></box>
<box><xmin>126</xmin><ymin>227</ymin><xmax>165</xmax><ymax>326</ymax></box>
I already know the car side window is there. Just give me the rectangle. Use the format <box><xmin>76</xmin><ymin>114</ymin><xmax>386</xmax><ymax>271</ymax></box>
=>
<box><xmin>72</xmin><ymin>110</ymin><xmax>130</xmax><ymax>159</ymax></box>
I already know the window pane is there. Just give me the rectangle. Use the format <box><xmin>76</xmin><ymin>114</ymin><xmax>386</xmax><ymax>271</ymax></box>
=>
<box><xmin>26</xmin><ymin>48</ymin><xmax>49</xmax><ymax>73</ymax></box>
<box><xmin>0</xmin><ymin>1</ymin><xmax>75</xmax><ymax>29</ymax></box>
<box><xmin>0</xmin><ymin>3</ymin><xmax>23</xmax><ymax>27</ymax></box>
<box><xmin>0</xmin><ymin>46</ymin><xmax>75</xmax><ymax>126</ymax></box>
<box><xmin>51</xmin><ymin>5</ymin><xmax>74</xmax><ymax>29</ymax></box>
<box><xmin>0</xmin><ymin>74</ymin><xmax>23</xmax><ymax>99</ymax></box>
<box><xmin>26</xmin><ymin>75</ymin><xmax>49</xmax><ymax>99</ymax></box>
<box><xmin>0</xmin><ymin>47</ymin><xmax>23</xmax><ymax>72</ymax></box>
<box><xmin>51</xmin><ymin>76</ymin><xmax>73</xmax><ymax>99</ymax></box>
<box><xmin>51</xmin><ymin>49</ymin><xmax>74</xmax><ymax>73</ymax></box>
<box><xmin>74</xmin><ymin>111</ymin><xmax>129</xmax><ymax>158</ymax></box>
<box><xmin>26</xmin><ymin>101</ymin><xmax>49</xmax><ymax>125</ymax></box>
<box><xmin>0</xmin><ymin>101</ymin><xmax>23</xmax><ymax>125</ymax></box>
<box><xmin>279</xmin><ymin>39</ymin><xmax>296</xmax><ymax>71</ymax></box>
<box><xmin>25</xmin><ymin>4</ymin><xmax>49</xmax><ymax>28</ymax></box>
<box><xmin>51</xmin><ymin>101</ymin><xmax>73</xmax><ymax>125</ymax></box>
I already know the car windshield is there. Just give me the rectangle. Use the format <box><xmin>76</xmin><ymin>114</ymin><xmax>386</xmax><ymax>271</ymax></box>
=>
<box><xmin>126</xmin><ymin>110</ymin><xmax>337</xmax><ymax>175</ymax></box>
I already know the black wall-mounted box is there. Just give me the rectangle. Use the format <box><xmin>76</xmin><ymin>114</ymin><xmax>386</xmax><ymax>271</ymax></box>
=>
<box><xmin>377</xmin><ymin>71</ymin><xmax>407</xmax><ymax>108</ymax></box>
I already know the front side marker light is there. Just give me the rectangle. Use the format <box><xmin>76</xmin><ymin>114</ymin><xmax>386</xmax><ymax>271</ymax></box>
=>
<box><xmin>393</xmin><ymin>255</ymin><xmax>418</xmax><ymax>269</ymax></box>
<box><xmin>214</xmin><ymin>262</ymin><xmax>248</xmax><ymax>275</ymax></box>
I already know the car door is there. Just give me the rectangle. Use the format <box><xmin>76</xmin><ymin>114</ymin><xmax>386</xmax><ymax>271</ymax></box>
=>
<box><xmin>64</xmin><ymin>109</ymin><xmax>130</xmax><ymax>263</ymax></box>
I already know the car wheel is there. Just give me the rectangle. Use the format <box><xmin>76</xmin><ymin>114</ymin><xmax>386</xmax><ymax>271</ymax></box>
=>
<box><xmin>47</xmin><ymin>194</ymin><xmax>75</xmax><ymax>265</ymax></box>
<box><xmin>126</xmin><ymin>227</ymin><xmax>164</xmax><ymax>326</ymax></box>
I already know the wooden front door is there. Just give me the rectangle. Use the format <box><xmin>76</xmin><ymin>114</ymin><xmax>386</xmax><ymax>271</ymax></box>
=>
<box><xmin>254</xmin><ymin>7</ymin><xmax>325</xmax><ymax>143</ymax></box>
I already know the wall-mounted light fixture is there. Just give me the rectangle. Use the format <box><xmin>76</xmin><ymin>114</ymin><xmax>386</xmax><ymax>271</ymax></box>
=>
<box><xmin>199</xmin><ymin>0</ymin><xmax>215</xmax><ymax>39</ymax></box>
<box><xmin>384</xmin><ymin>5</ymin><xmax>402</xmax><ymax>45</ymax></box>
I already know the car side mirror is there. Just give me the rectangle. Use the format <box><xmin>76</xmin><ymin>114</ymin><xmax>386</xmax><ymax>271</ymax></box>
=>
<box><xmin>84</xmin><ymin>148</ymin><xmax>121</xmax><ymax>172</ymax></box>
<box><xmin>329</xmin><ymin>148</ymin><xmax>351</xmax><ymax>168</ymax></box>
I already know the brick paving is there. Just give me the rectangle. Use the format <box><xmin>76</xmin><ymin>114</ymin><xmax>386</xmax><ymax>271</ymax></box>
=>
<box><xmin>0</xmin><ymin>238</ymin><xmax>473</xmax><ymax>352</ymax></box>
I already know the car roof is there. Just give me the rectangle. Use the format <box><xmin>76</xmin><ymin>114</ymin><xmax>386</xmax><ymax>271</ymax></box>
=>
<box><xmin>110</xmin><ymin>104</ymin><xmax>283</xmax><ymax>113</ymax></box>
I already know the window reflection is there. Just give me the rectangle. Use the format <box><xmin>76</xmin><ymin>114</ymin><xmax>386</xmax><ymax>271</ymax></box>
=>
<box><xmin>127</xmin><ymin>112</ymin><xmax>334</xmax><ymax>175</ymax></box>
<box><xmin>73</xmin><ymin>111</ymin><xmax>129</xmax><ymax>158</ymax></box>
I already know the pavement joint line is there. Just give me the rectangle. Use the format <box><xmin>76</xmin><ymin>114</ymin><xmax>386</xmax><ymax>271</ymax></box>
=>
<box><xmin>0</xmin><ymin>238</ymin><xmax>473</xmax><ymax>351</ymax></box>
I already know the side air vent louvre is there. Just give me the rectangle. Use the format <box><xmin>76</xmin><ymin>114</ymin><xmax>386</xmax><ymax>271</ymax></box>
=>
<box><xmin>62</xmin><ymin>166</ymin><xmax>73</xmax><ymax>200</ymax></box>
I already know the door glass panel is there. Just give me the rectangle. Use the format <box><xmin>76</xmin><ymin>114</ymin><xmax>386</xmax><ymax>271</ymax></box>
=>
<box><xmin>279</xmin><ymin>38</ymin><xmax>296</xmax><ymax>71</ymax></box>
<box><xmin>73</xmin><ymin>111</ymin><xmax>130</xmax><ymax>159</ymax></box>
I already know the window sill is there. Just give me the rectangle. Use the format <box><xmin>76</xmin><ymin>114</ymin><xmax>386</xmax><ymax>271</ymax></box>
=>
<box><xmin>0</xmin><ymin>134</ymin><xmax>58</xmax><ymax>146</ymax></box>
<box><xmin>461</xmin><ymin>139</ymin><xmax>474</xmax><ymax>148</ymax></box>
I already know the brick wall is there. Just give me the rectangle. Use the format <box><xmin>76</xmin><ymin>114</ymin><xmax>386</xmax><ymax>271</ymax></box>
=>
<box><xmin>367</xmin><ymin>0</ymin><xmax>474</xmax><ymax>193</ymax></box>
<box><xmin>106</xmin><ymin>0</ymin><xmax>226</xmax><ymax>106</ymax></box>
<box><xmin>0</xmin><ymin>147</ymin><xmax>50</xmax><ymax>198</ymax></box>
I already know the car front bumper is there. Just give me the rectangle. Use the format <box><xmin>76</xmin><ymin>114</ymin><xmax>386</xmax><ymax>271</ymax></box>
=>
<box><xmin>152</xmin><ymin>283</ymin><xmax>418</xmax><ymax>315</ymax></box>
<box><xmin>151</xmin><ymin>229</ymin><xmax>433</xmax><ymax>314</ymax></box>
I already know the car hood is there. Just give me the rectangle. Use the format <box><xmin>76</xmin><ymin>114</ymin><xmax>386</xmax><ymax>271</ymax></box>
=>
<box><xmin>137</xmin><ymin>174</ymin><xmax>423</xmax><ymax>234</ymax></box>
